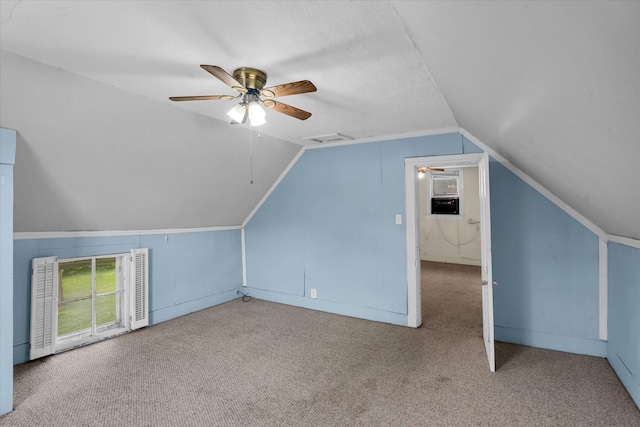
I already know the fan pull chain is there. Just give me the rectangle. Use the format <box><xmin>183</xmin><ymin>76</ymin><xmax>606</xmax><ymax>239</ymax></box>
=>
<box><xmin>249</xmin><ymin>125</ymin><xmax>254</xmax><ymax>184</ymax></box>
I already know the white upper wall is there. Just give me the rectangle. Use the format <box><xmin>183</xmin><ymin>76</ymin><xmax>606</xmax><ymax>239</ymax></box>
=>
<box><xmin>0</xmin><ymin>52</ymin><xmax>300</xmax><ymax>232</ymax></box>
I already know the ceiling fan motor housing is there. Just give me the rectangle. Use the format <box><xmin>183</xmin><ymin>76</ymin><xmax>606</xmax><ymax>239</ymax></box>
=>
<box><xmin>233</xmin><ymin>67</ymin><xmax>267</xmax><ymax>91</ymax></box>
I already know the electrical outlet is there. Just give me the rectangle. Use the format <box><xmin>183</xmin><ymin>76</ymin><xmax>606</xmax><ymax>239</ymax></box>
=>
<box><xmin>310</xmin><ymin>288</ymin><xmax>317</xmax><ymax>299</ymax></box>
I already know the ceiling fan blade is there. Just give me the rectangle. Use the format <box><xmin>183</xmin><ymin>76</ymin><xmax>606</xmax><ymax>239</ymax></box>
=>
<box><xmin>260</xmin><ymin>80</ymin><xmax>317</xmax><ymax>98</ymax></box>
<box><xmin>264</xmin><ymin>100</ymin><xmax>312</xmax><ymax>120</ymax></box>
<box><xmin>427</xmin><ymin>167</ymin><xmax>445</xmax><ymax>172</ymax></box>
<box><xmin>169</xmin><ymin>95</ymin><xmax>236</xmax><ymax>102</ymax></box>
<box><xmin>200</xmin><ymin>65</ymin><xmax>247</xmax><ymax>93</ymax></box>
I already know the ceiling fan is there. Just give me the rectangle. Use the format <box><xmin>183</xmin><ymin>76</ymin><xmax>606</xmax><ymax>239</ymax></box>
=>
<box><xmin>417</xmin><ymin>167</ymin><xmax>445</xmax><ymax>173</ymax></box>
<box><xmin>417</xmin><ymin>167</ymin><xmax>445</xmax><ymax>179</ymax></box>
<box><xmin>170</xmin><ymin>65</ymin><xmax>317</xmax><ymax>126</ymax></box>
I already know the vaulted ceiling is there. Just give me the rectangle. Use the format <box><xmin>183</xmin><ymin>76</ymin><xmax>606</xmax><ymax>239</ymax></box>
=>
<box><xmin>1</xmin><ymin>1</ymin><xmax>638</xmax><ymax>239</ymax></box>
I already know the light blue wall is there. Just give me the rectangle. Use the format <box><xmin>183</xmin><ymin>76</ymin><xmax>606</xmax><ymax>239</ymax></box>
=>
<box><xmin>490</xmin><ymin>159</ymin><xmax>605</xmax><ymax>356</ymax></box>
<box><xmin>1</xmin><ymin>128</ymin><xmax>16</xmax><ymax>415</ymax></box>
<box><xmin>245</xmin><ymin>133</ymin><xmax>465</xmax><ymax>324</ymax></box>
<box><xmin>13</xmin><ymin>229</ymin><xmax>243</xmax><ymax>365</ymax></box>
<box><xmin>246</xmin><ymin>133</ymin><xmax>606</xmax><ymax>358</ymax></box>
<box><xmin>607</xmin><ymin>242</ymin><xmax>640</xmax><ymax>407</ymax></box>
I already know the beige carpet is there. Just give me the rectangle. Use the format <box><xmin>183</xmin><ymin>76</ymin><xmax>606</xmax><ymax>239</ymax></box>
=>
<box><xmin>422</xmin><ymin>261</ymin><xmax>483</xmax><ymax>337</ymax></box>
<box><xmin>1</xmin><ymin>261</ymin><xmax>638</xmax><ymax>426</ymax></box>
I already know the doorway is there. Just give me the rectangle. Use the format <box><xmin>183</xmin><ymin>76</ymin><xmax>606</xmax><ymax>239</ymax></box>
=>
<box><xmin>404</xmin><ymin>153</ymin><xmax>495</xmax><ymax>371</ymax></box>
<box><xmin>418</xmin><ymin>166</ymin><xmax>483</xmax><ymax>336</ymax></box>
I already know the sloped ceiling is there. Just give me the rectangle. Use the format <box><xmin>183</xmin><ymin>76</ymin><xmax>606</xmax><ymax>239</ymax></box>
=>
<box><xmin>1</xmin><ymin>1</ymin><xmax>638</xmax><ymax>239</ymax></box>
<box><xmin>393</xmin><ymin>1</ymin><xmax>640</xmax><ymax>240</ymax></box>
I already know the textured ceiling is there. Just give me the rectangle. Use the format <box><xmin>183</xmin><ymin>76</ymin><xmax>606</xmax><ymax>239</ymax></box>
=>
<box><xmin>1</xmin><ymin>1</ymin><xmax>638</xmax><ymax>238</ymax></box>
<box><xmin>0</xmin><ymin>1</ymin><xmax>457</xmax><ymax>143</ymax></box>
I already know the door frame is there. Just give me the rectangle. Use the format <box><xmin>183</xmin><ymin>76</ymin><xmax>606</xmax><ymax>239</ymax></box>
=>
<box><xmin>404</xmin><ymin>153</ymin><xmax>492</xmax><ymax>340</ymax></box>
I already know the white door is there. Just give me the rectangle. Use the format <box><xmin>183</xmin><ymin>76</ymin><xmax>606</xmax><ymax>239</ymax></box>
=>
<box><xmin>405</xmin><ymin>153</ymin><xmax>494</xmax><ymax>371</ymax></box>
<box><xmin>405</xmin><ymin>163</ymin><xmax>422</xmax><ymax>328</ymax></box>
<box><xmin>478</xmin><ymin>153</ymin><xmax>495</xmax><ymax>371</ymax></box>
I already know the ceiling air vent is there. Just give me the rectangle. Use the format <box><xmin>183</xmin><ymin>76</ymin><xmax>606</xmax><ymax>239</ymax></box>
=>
<box><xmin>301</xmin><ymin>133</ymin><xmax>354</xmax><ymax>144</ymax></box>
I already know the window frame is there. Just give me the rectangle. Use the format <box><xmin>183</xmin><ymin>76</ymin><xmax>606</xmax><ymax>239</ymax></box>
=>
<box><xmin>30</xmin><ymin>248</ymin><xmax>149</xmax><ymax>360</ymax></box>
<box><xmin>55</xmin><ymin>253</ymin><xmax>129</xmax><ymax>353</ymax></box>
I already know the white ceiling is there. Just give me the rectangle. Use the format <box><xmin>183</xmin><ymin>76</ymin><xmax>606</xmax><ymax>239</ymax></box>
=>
<box><xmin>1</xmin><ymin>1</ymin><xmax>638</xmax><ymax>238</ymax></box>
<box><xmin>0</xmin><ymin>1</ymin><xmax>457</xmax><ymax>142</ymax></box>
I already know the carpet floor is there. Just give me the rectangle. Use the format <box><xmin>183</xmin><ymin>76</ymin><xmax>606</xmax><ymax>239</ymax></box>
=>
<box><xmin>1</xmin><ymin>261</ymin><xmax>638</xmax><ymax>426</ymax></box>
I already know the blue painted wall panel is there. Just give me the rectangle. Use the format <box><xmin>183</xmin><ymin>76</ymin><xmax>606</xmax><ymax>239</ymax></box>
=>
<box><xmin>607</xmin><ymin>242</ymin><xmax>640</xmax><ymax>407</ymax></box>
<box><xmin>140</xmin><ymin>234</ymin><xmax>176</xmax><ymax>313</ymax></box>
<box><xmin>245</xmin><ymin>158</ymin><xmax>306</xmax><ymax>295</ymax></box>
<box><xmin>379</xmin><ymin>133</ymin><xmax>465</xmax><ymax>312</ymax></box>
<box><xmin>302</xmin><ymin>143</ymin><xmax>386</xmax><ymax>309</ymax></box>
<box><xmin>462</xmin><ymin>136</ymin><xmax>483</xmax><ymax>154</ymax></box>
<box><xmin>0</xmin><ymin>128</ymin><xmax>17</xmax><ymax>164</ymax></box>
<box><xmin>246</xmin><ymin>133</ymin><xmax>465</xmax><ymax>322</ymax></box>
<box><xmin>174</xmin><ymin>230</ymin><xmax>242</xmax><ymax>304</ymax></box>
<box><xmin>490</xmin><ymin>159</ymin><xmax>603</xmax><ymax>355</ymax></box>
<box><xmin>36</xmin><ymin>235</ymin><xmax>139</xmax><ymax>250</ymax></box>
<box><xmin>13</xmin><ymin>229</ymin><xmax>243</xmax><ymax>365</ymax></box>
<box><xmin>12</xmin><ymin>240</ymin><xmax>38</xmax><ymax>364</ymax></box>
<box><xmin>1</xmin><ymin>128</ymin><xmax>16</xmax><ymax>415</ymax></box>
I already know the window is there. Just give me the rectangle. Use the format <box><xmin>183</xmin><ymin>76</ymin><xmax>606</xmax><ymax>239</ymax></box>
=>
<box><xmin>428</xmin><ymin>169</ymin><xmax>463</xmax><ymax>217</ymax></box>
<box><xmin>30</xmin><ymin>249</ymin><xmax>148</xmax><ymax>359</ymax></box>
<box><xmin>56</xmin><ymin>256</ymin><xmax>124</xmax><ymax>346</ymax></box>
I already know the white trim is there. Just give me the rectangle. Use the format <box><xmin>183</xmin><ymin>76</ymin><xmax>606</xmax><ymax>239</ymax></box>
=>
<box><xmin>478</xmin><ymin>152</ymin><xmax>495</xmax><ymax>372</ymax></box>
<box><xmin>405</xmin><ymin>161</ymin><xmax>420</xmax><ymax>327</ymax></box>
<box><xmin>54</xmin><ymin>328</ymin><xmax>129</xmax><ymax>354</ymax></box>
<box><xmin>242</xmin><ymin>147</ymin><xmax>306</xmax><ymax>227</ymax></box>
<box><xmin>608</xmin><ymin>234</ymin><xmax>640</xmax><ymax>248</ymax></box>
<box><xmin>405</xmin><ymin>153</ymin><xmax>484</xmax><ymax>169</ymax></box>
<box><xmin>599</xmin><ymin>238</ymin><xmax>608</xmax><ymax>341</ymax></box>
<box><xmin>14</xmin><ymin>225</ymin><xmax>241</xmax><ymax>240</ymax></box>
<box><xmin>304</xmin><ymin>127</ymin><xmax>460</xmax><ymax>150</ymax></box>
<box><xmin>241</xmin><ymin>227</ymin><xmax>247</xmax><ymax>287</ymax></box>
<box><xmin>460</xmin><ymin>128</ymin><xmax>607</xmax><ymax>241</ymax></box>
<box><xmin>58</xmin><ymin>252</ymin><xmax>129</xmax><ymax>262</ymax></box>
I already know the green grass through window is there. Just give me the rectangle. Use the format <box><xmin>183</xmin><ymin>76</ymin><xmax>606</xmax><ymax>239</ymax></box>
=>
<box><xmin>57</xmin><ymin>259</ymin><xmax>118</xmax><ymax>337</ymax></box>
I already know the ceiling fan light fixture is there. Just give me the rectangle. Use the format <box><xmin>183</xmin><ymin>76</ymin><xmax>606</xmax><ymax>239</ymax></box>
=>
<box><xmin>248</xmin><ymin>102</ymin><xmax>266</xmax><ymax>126</ymax></box>
<box><xmin>171</xmin><ymin>65</ymin><xmax>315</xmax><ymax>123</ymax></box>
<box><xmin>227</xmin><ymin>103</ymin><xmax>247</xmax><ymax>123</ymax></box>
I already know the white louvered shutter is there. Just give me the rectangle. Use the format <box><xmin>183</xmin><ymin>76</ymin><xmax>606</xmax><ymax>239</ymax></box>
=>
<box><xmin>130</xmin><ymin>248</ymin><xmax>149</xmax><ymax>330</ymax></box>
<box><xmin>30</xmin><ymin>256</ymin><xmax>58</xmax><ymax>360</ymax></box>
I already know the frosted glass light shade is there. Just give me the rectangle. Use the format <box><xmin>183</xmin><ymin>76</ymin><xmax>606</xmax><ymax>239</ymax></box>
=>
<box><xmin>248</xmin><ymin>102</ymin><xmax>266</xmax><ymax>127</ymax></box>
<box><xmin>227</xmin><ymin>104</ymin><xmax>247</xmax><ymax>123</ymax></box>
